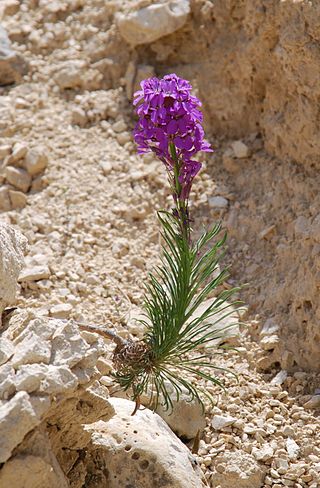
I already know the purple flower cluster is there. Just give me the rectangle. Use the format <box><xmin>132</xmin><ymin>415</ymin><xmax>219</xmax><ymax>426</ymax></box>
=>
<box><xmin>133</xmin><ymin>74</ymin><xmax>212</xmax><ymax>200</ymax></box>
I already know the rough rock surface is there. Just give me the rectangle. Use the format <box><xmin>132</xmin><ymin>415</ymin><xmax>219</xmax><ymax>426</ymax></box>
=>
<box><xmin>209</xmin><ymin>451</ymin><xmax>266</xmax><ymax>488</ymax></box>
<box><xmin>85</xmin><ymin>397</ymin><xmax>206</xmax><ymax>488</ymax></box>
<box><xmin>0</xmin><ymin>222</ymin><xmax>27</xmax><ymax>320</ymax></box>
<box><xmin>0</xmin><ymin>24</ymin><xmax>28</xmax><ymax>85</ymax></box>
<box><xmin>117</xmin><ymin>1</ymin><xmax>190</xmax><ymax>46</ymax></box>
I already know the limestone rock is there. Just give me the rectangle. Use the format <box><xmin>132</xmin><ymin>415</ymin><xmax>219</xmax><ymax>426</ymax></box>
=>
<box><xmin>23</xmin><ymin>148</ymin><xmax>48</xmax><ymax>176</ymax></box>
<box><xmin>50</xmin><ymin>321</ymin><xmax>90</xmax><ymax>367</ymax></box>
<box><xmin>252</xmin><ymin>443</ymin><xmax>274</xmax><ymax>462</ymax></box>
<box><xmin>211</xmin><ymin>414</ymin><xmax>237</xmax><ymax>430</ymax></box>
<box><xmin>85</xmin><ymin>397</ymin><xmax>206</xmax><ymax>488</ymax></box>
<box><xmin>210</xmin><ymin>451</ymin><xmax>266</xmax><ymax>488</ymax></box>
<box><xmin>0</xmin><ymin>338</ymin><xmax>14</xmax><ymax>366</ymax></box>
<box><xmin>49</xmin><ymin>303</ymin><xmax>73</xmax><ymax>319</ymax></box>
<box><xmin>0</xmin><ymin>455</ymin><xmax>68</xmax><ymax>488</ymax></box>
<box><xmin>7</xmin><ymin>142</ymin><xmax>28</xmax><ymax>165</ymax></box>
<box><xmin>9</xmin><ymin>189</ymin><xmax>28</xmax><ymax>209</ymax></box>
<box><xmin>208</xmin><ymin>196</ymin><xmax>229</xmax><ymax>210</ymax></box>
<box><xmin>0</xmin><ymin>222</ymin><xmax>27</xmax><ymax>319</ymax></box>
<box><xmin>117</xmin><ymin>1</ymin><xmax>190</xmax><ymax>47</ymax></box>
<box><xmin>18</xmin><ymin>265</ymin><xmax>51</xmax><ymax>282</ymax></box>
<box><xmin>0</xmin><ymin>186</ymin><xmax>11</xmax><ymax>211</ymax></box>
<box><xmin>11</xmin><ymin>333</ymin><xmax>51</xmax><ymax>368</ymax></box>
<box><xmin>0</xmin><ymin>391</ymin><xmax>41</xmax><ymax>463</ymax></box>
<box><xmin>286</xmin><ymin>438</ymin><xmax>300</xmax><ymax>460</ymax></box>
<box><xmin>5</xmin><ymin>166</ymin><xmax>32</xmax><ymax>192</ymax></box>
<box><xmin>304</xmin><ymin>395</ymin><xmax>320</xmax><ymax>409</ymax></box>
<box><xmin>148</xmin><ymin>382</ymin><xmax>206</xmax><ymax>439</ymax></box>
<box><xmin>231</xmin><ymin>140</ymin><xmax>249</xmax><ymax>159</ymax></box>
<box><xmin>0</xmin><ymin>24</ymin><xmax>28</xmax><ymax>85</ymax></box>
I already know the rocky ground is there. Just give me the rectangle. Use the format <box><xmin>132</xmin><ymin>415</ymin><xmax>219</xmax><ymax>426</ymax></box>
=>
<box><xmin>0</xmin><ymin>1</ymin><xmax>319</xmax><ymax>487</ymax></box>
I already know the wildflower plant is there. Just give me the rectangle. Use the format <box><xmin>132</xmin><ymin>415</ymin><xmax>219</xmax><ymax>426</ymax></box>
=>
<box><xmin>111</xmin><ymin>74</ymin><xmax>240</xmax><ymax>411</ymax></box>
<box><xmin>80</xmin><ymin>74</ymin><xmax>240</xmax><ymax>413</ymax></box>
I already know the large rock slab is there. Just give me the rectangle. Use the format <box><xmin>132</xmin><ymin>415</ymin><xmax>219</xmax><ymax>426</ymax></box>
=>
<box><xmin>0</xmin><ymin>24</ymin><xmax>28</xmax><ymax>85</ymax></box>
<box><xmin>0</xmin><ymin>222</ymin><xmax>27</xmax><ymax>321</ymax></box>
<box><xmin>117</xmin><ymin>1</ymin><xmax>190</xmax><ymax>46</ymax></box>
<box><xmin>85</xmin><ymin>397</ymin><xmax>206</xmax><ymax>488</ymax></box>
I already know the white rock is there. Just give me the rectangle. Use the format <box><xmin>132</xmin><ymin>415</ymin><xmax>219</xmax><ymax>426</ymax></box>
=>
<box><xmin>231</xmin><ymin>140</ymin><xmax>249</xmax><ymax>158</ymax></box>
<box><xmin>0</xmin><ymin>338</ymin><xmax>14</xmax><ymax>365</ymax></box>
<box><xmin>304</xmin><ymin>395</ymin><xmax>320</xmax><ymax>409</ymax></box>
<box><xmin>286</xmin><ymin>438</ymin><xmax>300</xmax><ymax>460</ymax></box>
<box><xmin>23</xmin><ymin>148</ymin><xmax>48</xmax><ymax>176</ymax></box>
<box><xmin>49</xmin><ymin>303</ymin><xmax>73</xmax><ymax>319</ymax></box>
<box><xmin>210</xmin><ymin>451</ymin><xmax>266</xmax><ymax>488</ymax></box>
<box><xmin>14</xmin><ymin>363</ymin><xmax>48</xmax><ymax>393</ymax></box>
<box><xmin>260</xmin><ymin>334</ymin><xmax>280</xmax><ymax>351</ymax></box>
<box><xmin>50</xmin><ymin>321</ymin><xmax>89</xmax><ymax>367</ymax></box>
<box><xmin>18</xmin><ymin>265</ymin><xmax>50</xmax><ymax>282</ymax></box>
<box><xmin>252</xmin><ymin>443</ymin><xmax>274</xmax><ymax>461</ymax></box>
<box><xmin>54</xmin><ymin>61</ymin><xmax>85</xmax><ymax>89</ymax></box>
<box><xmin>212</xmin><ymin>415</ymin><xmax>237</xmax><ymax>430</ymax></box>
<box><xmin>0</xmin><ymin>223</ymin><xmax>27</xmax><ymax>319</ymax></box>
<box><xmin>0</xmin><ymin>363</ymin><xmax>15</xmax><ymax>399</ymax></box>
<box><xmin>271</xmin><ymin>370</ymin><xmax>287</xmax><ymax>385</ymax></box>
<box><xmin>85</xmin><ymin>397</ymin><xmax>205</xmax><ymax>488</ymax></box>
<box><xmin>0</xmin><ymin>391</ymin><xmax>40</xmax><ymax>463</ymax></box>
<box><xmin>0</xmin><ymin>25</ymin><xmax>28</xmax><ymax>85</ymax></box>
<box><xmin>0</xmin><ymin>144</ymin><xmax>11</xmax><ymax>159</ymax></box>
<box><xmin>152</xmin><ymin>383</ymin><xmax>206</xmax><ymax>439</ymax></box>
<box><xmin>99</xmin><ymin>160</ymin><xmax>113</xmax><ymax>175</ymax></box>
<box><xmin>260</xmin><ymin>319</ymin><xmax>279</xmax><ymax>337</ymax></box>
<box><xmin>11</xmin><ymin>333</ymin><xmax>51</xmax><ymax>368</ymax></box>
<box><xmin>208</xmin><ymin>196</ymin><xmax>229</xmax><ymax>209</ymax></box>
<box><xmin>7</xmin><ymin>142</ymin><xmax>27</xmax><ymax>164</ymax></box>
<box><xmin>5</xmin><ymin>166</ymin><xmax>32</xmax><ymax>192</ymax></box>
<box><xmin>117</xmin><ymin>1</ymin><xmax>190</xmax><ymax>47</ymax></box>
<box><xmin>39</xmin><ymin>365</ymin><xmax>78</xmax><ymax>394</ymax></box>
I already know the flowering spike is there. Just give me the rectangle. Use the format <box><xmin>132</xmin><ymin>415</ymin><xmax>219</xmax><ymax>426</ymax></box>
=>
<box><xmin>133</xmin><ymin>74</ymin><xmax>212</xmax><ymax>204</ymax></box>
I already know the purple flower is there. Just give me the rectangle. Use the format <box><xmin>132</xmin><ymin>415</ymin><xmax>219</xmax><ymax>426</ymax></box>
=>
<box><xmin>133</xmin><ymin>74</ymin><xmax>212</xmax><ymax>201</ymax></box>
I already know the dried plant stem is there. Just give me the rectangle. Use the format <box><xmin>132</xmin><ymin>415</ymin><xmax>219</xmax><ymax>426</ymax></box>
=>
<box><xmin>77</xmin><ymin>322</ymin><xmax>128</xmax><ymax>348</ymax></box>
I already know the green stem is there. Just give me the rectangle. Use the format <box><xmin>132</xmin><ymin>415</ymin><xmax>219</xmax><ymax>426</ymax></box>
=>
<box><xmin>169</xmin><ymin>143</ymin><xmax>190</xmax><ymax>243</ymax></box>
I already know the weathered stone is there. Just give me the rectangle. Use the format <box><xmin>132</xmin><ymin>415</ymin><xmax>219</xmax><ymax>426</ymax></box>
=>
<box><xmin>5</xmin><ymin>166</ymin><xmax>32</xmax><ymax>192</ymax></box>
<box><xmin>50</xmin><ymin>303</ymin><xmax>73</xmax><ymax>319</ymax></box>
<box><xmin>211</xmin><ymin>415</ymin><xmax>237</xmax><ymax>430</ymax></box>
<box><xmin>117</xmin><ymin>1</ymin><xmax>190</xmax><ymax>47</ymax></box>
<box><xmin>142</xmin><ymin>382</ymin><xmax>206</xmax><ymax>439</ymax></box>
<box><xmin>210</xmin><ymin>451</ymin><xmax>266</xmax><ymax>488</ymax></box>
<box><xmin>23</xmin><ymin>148</ymin><xmax>48</xmax><ymax>176</ymax></box>
<box><xmin>0</xmin><ymin>338</ymin><xmax>14</xmax><ymax>366</ymax></box>
<box><xmin>39</xmin><ymin>365</ymin><xmax>78</xmax><ymax>394</ymax></box>
<box><xmin>9</xmin><ymin>189</ymin><xmax>28</xmax><ymax>209</ymax></box>
<box><xmin>252</xmin><ymin>443</ymin><xmax>274</xmax><ymax>462</ymax></box>
<box><xmin>304</xmin><ymin>395</ymin><xmax>320</xmax><ymax>409</ymax></box>
<box><xmin>286</xmin><ymin>438</ymin><xmax>300</xmax><ymax>460</ymax></box>
<box><xmin>14</xmin><ymin>364</ymin><xmax>48</xmax><ymax>393</ymax></box>
<box><xmin>0</xmin><ymin>363</ymin><xmax>15</xmax><ymax>399</ymax></box>
<box><xmin>231</xmin><ymin>140</ymin><xmax>249</xmax><ymax>158</ymax></box>
<box><xmin>51</xmin><ymin>321</ymin><xmax>89</xmax><ymax>367</ymax></box>
<box><xmin>11</xmin><ymin>333</ymin><xmax>51</xmax><ymax>368</ymax></box>
<box><xmin>85</xmin><ymin>397</ymin><xmax>205</xmax><ymax>488</ymax></box>
<box><xmin>0</xmin><ymin>455</ymin><xmax>68</xmax><ymax>488</ymax></box>
<box><xmin>0</xmin><ymin>24</ymin><xmax>28</xmax><ymax>85</ymax></box>
<box><xmin>0</xmin><ymin>222</ymin><xmax>27</xmax><ymax>320</ymax></box>
<box><xmin>0</xmin><ymin>391</ymin><xmax>40</xmax><ymax>463</ymax></box>
<box><xmin>208</xmin><ymin>196</ymin><xmax>229</xmax><ymax>210</ymax></box>
<box><xmin>18</xmin><ymin>265</ymin><xmax>51</xmax><ymax>282</ymax></box>
<box><xmin>0</xmin><ymin>186</ymin><xmax>11</xmax><ymax>211</ymax></box>
<box><xmin>7</xmin><ymin>142</ymin><xmax>28</xmax><ymax>164</ymax></box>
